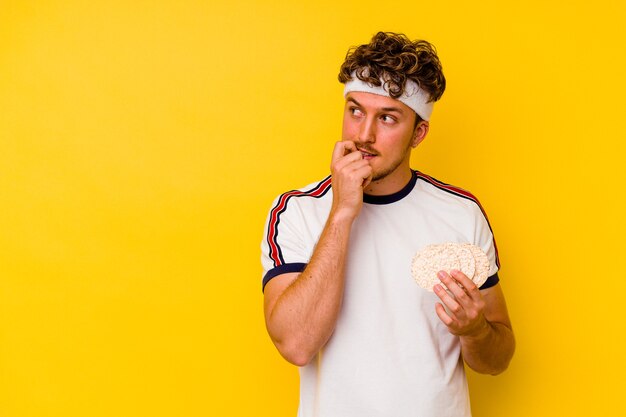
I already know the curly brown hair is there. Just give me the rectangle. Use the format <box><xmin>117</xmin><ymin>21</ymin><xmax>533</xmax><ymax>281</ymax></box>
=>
<box><xmin>338</xmin><ymin>32</ymin><xmax>446</xmax><ymax>104</ymax></box>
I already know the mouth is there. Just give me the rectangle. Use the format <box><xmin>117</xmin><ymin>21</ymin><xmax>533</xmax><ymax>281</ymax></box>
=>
<box><xmin>358</xmin><ymin>148</ymin><xmax>378</xmax><ymax>160</ymax></box>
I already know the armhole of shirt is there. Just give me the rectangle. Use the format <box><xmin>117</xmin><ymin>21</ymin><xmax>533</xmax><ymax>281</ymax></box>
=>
<box><xmin>479</xmin><ymin>273</ymin><xmax>499</xmax><ymax>290</ymax></box>
<box><xmin>262</xmin><ymin>262</ymin><xmax>308</xmax><ymax>292</ymax></box>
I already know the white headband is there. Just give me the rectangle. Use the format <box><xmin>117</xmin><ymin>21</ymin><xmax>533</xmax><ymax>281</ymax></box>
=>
<box><xmin>343</xmin><ymin>72</ymin><xmax>433</xmax><ymax>121</ymax></box>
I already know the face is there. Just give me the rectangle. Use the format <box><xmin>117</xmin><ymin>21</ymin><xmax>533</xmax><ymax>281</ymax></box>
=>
<box><xmin>342</xmin><ymin>92</ymin><xmax>428</xmax><ymax>188</ymax></box>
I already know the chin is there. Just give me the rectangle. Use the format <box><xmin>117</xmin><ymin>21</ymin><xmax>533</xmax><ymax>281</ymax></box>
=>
<box><xmin>371</xmin><ymin>172</ymin><xmax>389</xmax><ymax>182</ymax></box>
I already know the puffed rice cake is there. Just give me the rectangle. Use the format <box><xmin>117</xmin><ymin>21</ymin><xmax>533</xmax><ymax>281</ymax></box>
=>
<box><xmin>411</xmin><ymin>242</ymin><xmax>490</xmax><ymax>291</ymax></box>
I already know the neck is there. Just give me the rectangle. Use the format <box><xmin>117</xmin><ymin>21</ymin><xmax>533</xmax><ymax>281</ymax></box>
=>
<box><xmin>363</xmin><ymin>167</ymin><xmax>413</xmax><ymax>196</ymax></box>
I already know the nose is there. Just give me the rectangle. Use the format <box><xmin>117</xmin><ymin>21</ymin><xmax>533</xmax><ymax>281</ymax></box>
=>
<box><xmin>357</xmin><ymin>116</ymin><xmax>376</xmax><ymax>144</ymax></box>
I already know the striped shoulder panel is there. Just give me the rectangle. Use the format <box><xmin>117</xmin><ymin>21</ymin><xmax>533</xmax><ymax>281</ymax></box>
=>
<box><xmin>414</xmin><ymin>170</ymin><xmax>500</xmax><ymax>269</ymax></box>
<box><xmin>266</xmin><ymin>176</ymin><xmax>332</xmax><ymax>268</ymax></box>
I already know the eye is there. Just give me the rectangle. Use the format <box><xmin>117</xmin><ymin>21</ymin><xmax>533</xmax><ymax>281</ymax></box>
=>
<box><xmin>381</xmin><ymin>114</ymin><xmax>396</xmax><ymax>124</ymax></box>
<box><xmin>349</xmin><ymin>107</ymin><xmax>364</xmax><ymax>117</ymax></box>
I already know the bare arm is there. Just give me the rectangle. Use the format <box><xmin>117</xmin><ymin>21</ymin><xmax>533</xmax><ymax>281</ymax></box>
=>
<box><xmin>263</xmin><ymin>141</ymin><xmax>372</xmax><ymax>366</ymax></box>
<box><xmin>434</xmin><ymin>271</ymin><xmax>515</xmax><ymax>375</ymax></box>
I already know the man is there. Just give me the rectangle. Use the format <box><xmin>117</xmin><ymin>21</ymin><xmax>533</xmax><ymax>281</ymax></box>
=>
<box><xmin>260</xmin><ymin>32</ymin><xmax>515</xmax><ymax>416</ymax></box>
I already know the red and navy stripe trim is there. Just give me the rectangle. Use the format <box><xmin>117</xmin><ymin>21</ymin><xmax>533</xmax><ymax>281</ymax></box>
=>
<box><xmin>414</xmin><ymin>170</ymin><xmax>501</xmax><ymax>269</ymax></box>
<box><xmin>266</xmin><ymin>176</ymin><xmax>332</xmax><ymax>268</ymax></box>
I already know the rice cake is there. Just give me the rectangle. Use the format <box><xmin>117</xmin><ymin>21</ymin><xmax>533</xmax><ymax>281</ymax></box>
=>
<box><xmin>462</xmin><ymin>243</ymin><xmax>490</xmax><ymax>288</ymax></box>
<box><xmin>411</xmin><ymin>242</ymin><xmax>490</xmax><ymax>291</ymax></box>
<box><xmin>411</xmin><ymin>243</ymin><xmax>461</xmax><ymax>292</ymax></box>
<box><xmin>456</xmin><ymin>244</ymin><xmax>476</xmax><ymax>281</ymax></box>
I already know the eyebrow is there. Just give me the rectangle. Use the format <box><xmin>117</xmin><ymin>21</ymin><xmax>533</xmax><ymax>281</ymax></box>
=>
<box><xmin>346</xmin><ymin>96</ymin><xmax>405</xmax><ymax>114</ymax></box>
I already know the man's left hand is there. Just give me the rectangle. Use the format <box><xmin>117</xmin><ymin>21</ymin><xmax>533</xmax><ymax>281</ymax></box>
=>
<box><xmin>433</xmin><ymin>270</ymin><xmax>489</xmax><ymax>338</ymax></box>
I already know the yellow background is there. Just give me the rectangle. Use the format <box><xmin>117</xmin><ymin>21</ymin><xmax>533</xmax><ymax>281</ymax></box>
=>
<box><xmin>1</xmin><ymin>0</ymin><xmax>625</xmax><ymax>415</ymax></box>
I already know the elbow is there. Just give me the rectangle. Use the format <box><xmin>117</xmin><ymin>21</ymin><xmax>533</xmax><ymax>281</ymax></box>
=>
<box><xmin>284</xmin><ymin>353</ymin><xmax>314</xmax><ymax>367</ymax></box>
<box><xmin>472</xmin><ymin>325</ymin><xmax>516</xmax><ymax>376</ymax></box>
<box><xmin>467</xmin><ymin>358</ymin><xmax>511</xmax><ymax>376</ymax></box>
<box><xmin>486</xmin><ymin>360</ymin><xmax>511</xmax><ymax>376</ymax></box>
<box><xmin>491</xmin><ymin>335</ymin><xmax>516</xmax><ymax>375</ymax></box>
<box><xmin>478</xmin><ymin>344</ymin><xmax>516</xmax><ymax>376</ymax></box>
<box><xmin>495</xmin><ymin>349</ymin><xmax>516</xmax><ymax>375</ymax></box>
<box><xmin>274</xmin><ymin>340</ymin><xmax>317</xmax><ymax>367</ymax></box>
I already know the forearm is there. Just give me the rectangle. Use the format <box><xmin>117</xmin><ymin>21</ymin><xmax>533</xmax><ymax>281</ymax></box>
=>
<box><xmin>460</xmin><ymin>320</ymin><xmax>515</xmax><ymax>375</ymax></box>
<box><xmin>266</xmin><ymin>211</ymin><xmax>353</xmax><ymax>366</ymax></box>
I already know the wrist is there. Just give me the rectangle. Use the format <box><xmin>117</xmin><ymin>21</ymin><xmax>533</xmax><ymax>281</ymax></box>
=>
<box><xmin>329</xmin><ymin>206</ymin><xmax>359</xmax><ymax>225</ymax></box>
<box><xmin>462</xmin><ymin>318</ymin><xmax>492</xmax><ymax>341</ymax></box>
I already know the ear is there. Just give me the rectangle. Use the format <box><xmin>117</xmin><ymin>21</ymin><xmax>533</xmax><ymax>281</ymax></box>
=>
<box><xmin>411</xmin><ymin>121</ymin><xmax>429</xmax><ymax>148</ymax></box>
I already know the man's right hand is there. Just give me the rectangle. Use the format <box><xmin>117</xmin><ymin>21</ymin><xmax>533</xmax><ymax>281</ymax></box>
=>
<box><xmin>330</xmin><ymin>140</ymin><xmax>373</xmax><ymax>221</ymax></box>
<box><xmin>330</xmin><ymin>140</ymin><xmax>372</xmax><ymax>219</ymax></box>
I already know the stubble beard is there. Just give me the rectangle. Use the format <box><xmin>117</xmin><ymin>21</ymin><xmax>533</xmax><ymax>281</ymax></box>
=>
<box><xmin>369</xmin><ymin>141</ymin><xmax>413</xmax><ymax>182</ymax></box>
